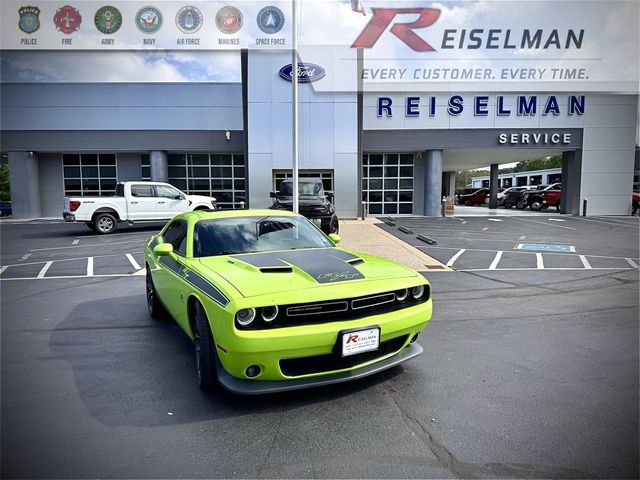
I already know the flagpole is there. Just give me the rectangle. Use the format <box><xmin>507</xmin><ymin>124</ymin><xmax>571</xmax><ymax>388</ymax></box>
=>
<box><xmin>292</xmin><ymin>0</ymin><xmax>299</xmax><ymax>214</ymax></box>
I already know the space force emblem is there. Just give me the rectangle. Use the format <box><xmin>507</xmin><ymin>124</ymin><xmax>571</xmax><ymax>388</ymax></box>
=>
<box><xmin>95</xmin><ymin>6</ymin><xmax>122</xmax><ymax>34</ymax></box>
<box><xmin>136</xmin><ymin>6</ymin><xmax>162</xmax><ymax>34</ymax></box>
<box><xmin>18</xmin><ymin>6</ymin><xmax>41</xmax><ymax>34</ymax></box>
<box><xmin>216</xmin><ymin>6</ymin><xmax>243</xmax><ymax>34</ymax></box>
<box><xmin>176</xmin><ymin>6</ymin><xmax>203</xmax><ymax>34</ymax></box>
<box><xmin>54</xmin><ymin>5</ymin><xmax>82</xmax><ymax>34</ymax></box>
<box><xmin>257</xmin><ymin>6</ymin><xmax>284</xmax><ymax>34</ymax></box>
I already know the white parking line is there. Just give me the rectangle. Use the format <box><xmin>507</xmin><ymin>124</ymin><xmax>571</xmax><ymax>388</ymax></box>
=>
<box><xmin>513</xmin><ymin>217</ymin><xmax>577</xmax><ymax>231</ymax></box>
<box><xmin>482</xmin><ymin>227</ymin><xmax>489</xmax><ymax>231</ymax></box>
<box><xmin>87</xmin><ymin>257</ymin><xmax>94</xmax><ymax>276</ymax></box>
<box><xmin>519</xmin><ymin>235</ymin><xmax>527</xmax><ymax>240</ymax></box>
<box><xmin>458</xmin><ymin>267</ymin><xmax>635</xmax><ymax>272</ymax></box>
<box><xmin>489</xmin><ymin>251</ymin><xmax>503</xmax><ymax>270</ymax></box>
<box><xmin>0</xmin><ymin>266</ymin><xmax>7</xmax><ymax>275</ymax></box>
<box><xmin>37</xmin><ymin>261</ymin><xmax>53</xmax><ymax>278</ymax></box>
<box><xmin>446</xmin><ymin>249</ymin><xmax>466</xmax><ymax>267</ymax></box>
<box><xmin>30</xmin><ymin>239</ymin><xmax>145</xmax><ymax>252</ymax></box>
<box><xmin>126</xmin><ymin>254</ymin><xmax>142</xmax><ymax>270</ymax></box>
<box><xmin>0</xmin><ymin>273</ymin><xmax>136</xmax><ymax>281</ymax></box>
<box><xmin>626</xmin><ymin>258</ymin><xmax>639</xmax><ymax>269</ymax></box>
<box><xmin>72</xmin><ymin>239</ymin><xmax>79</xmax><ymax>245</ymax></box>
<box><xmin>579</xmin><ymin>255</ymin><xmax>592</xmax><ymax>269</ymax></box>
<box><xmin>19</xmin><ymin>253</ymin><xmax>32</xmax><ymax>261</ymax></box>
<box><xmin>571</xmin><ymin>217</ymin><xmax>639</xmax><ymax>229</ymax></box>
<box><xmin>536</xmin><ymin>253</ymin><xmax>544</xmax><ymax>269</ymax></box>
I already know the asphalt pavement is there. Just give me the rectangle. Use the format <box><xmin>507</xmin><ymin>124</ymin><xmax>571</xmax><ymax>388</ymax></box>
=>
<box><xmin>1</xmin><ymin>216</ymin><xmax>638</xmax><ymax>478</ymax></box>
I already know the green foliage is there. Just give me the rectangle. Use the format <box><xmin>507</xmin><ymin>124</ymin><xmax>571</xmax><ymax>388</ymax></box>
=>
<box><xmin>513</xmin><ymin>155</ymin><xmax>562</xmax><ymax>172</ymax></box>
<box><xmin>0</xmin><ymin>164</ymin><xmax>10</xmax><ymax>201</ymax></box>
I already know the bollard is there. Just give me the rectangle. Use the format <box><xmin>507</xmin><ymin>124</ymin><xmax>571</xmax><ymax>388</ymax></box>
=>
<box><xmin>441</xmin><ymin>197</ymin><xmax>446</xmax><ymax>218</ymax></box>
<box><xmin>240</xmin><ymin>201</ymin><xmax>245</xmax><ymax>210</ymax></box>
<box><xmin>582</xmin><ymin>198</ymin><xmax>587</xmax><ymax>217</ymax></box>
<box><xmin>361</xmin><ymin>201</ymin><xmax>367</xmax><ymax>221</ymax></box>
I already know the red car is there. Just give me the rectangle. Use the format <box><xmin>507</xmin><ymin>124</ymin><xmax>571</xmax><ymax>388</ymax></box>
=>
<box><xmin>541</xmin><ymin>187</ymin><xmax>562</xmax><ymax>212</ymax></box>
<box><xmin>632</xmin><ymin>192</ymin><xmax>639</xmax><ymax>215</ymax></box>
<box><xmin>459</xmin><ymin>188</ymin><xmax>489</xmax><ymax>206</ymax></box>
<box><xmin>525</xmin><ymin>183</ymin><xmax>562</xmax><ymax>211</ymax></box>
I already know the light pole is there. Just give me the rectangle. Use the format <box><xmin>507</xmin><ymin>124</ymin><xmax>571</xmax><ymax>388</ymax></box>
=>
<box><xmin>291</xmin><ymin>0</ymin><xmax>299</xmax><ymax>213</ymax></box>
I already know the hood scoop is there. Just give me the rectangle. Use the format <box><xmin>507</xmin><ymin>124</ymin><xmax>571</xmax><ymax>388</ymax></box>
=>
<box><xmin>346</xmin><ymin>258</ymin><xmax>364</xmax><ymax>266</ymax></box>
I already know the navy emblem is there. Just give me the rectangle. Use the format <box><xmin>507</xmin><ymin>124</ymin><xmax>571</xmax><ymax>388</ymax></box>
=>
<box><xmin>18</xmin><ymin>6</ymin><xmax>40</xmax><ymax>34</ymax></box>
<box><xmin>136</xmin><ymin>6</ymin><xmax>162</xmax><ymax>34</ymax></box>
<box><xmin>94</xmin><ymin>6</ymin><xmax>122</xmax><ymax>34</ymax></box>
<box><xmin>279</xmin><ymin>63</ymin><xmax>326</xmax><ymax>83</ymax></box>
<box><xmin>257</xmin><ymin>6</ymin><xmax>284</xmax><ymax>34</ymax></box>
<box><xmin>216</xmin><ymin>6</ymin><xmax>242</xmax><ymax>34</ymax></box>
<box><xmin>176</xmin><ymin>6</ymin><xmax>202</xmax><ymax>34</ymax></box>
<box><xmin>54</xmin><ymin>5</ymin><xmax>82</xmax><ymax>34</ymax></box>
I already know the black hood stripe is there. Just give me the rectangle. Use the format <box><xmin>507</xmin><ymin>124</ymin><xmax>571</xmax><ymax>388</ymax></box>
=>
<box><xmin>231</xmin><ymin>249</ymin><xmax>365</xmax><ymax>284</ymax></box>
<box><xmin>159</xmin><ymin>256</ymin><xmax>229</xmax><ymax>306</ymax></box>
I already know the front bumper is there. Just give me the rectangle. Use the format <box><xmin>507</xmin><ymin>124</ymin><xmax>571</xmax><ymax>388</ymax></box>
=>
<box><xmin>217</xmin><ymin>342</ymin><xmax>423</xmax><ymax>395</ymax></box>
<box><xmin>63</xmin><ymin>212</ymin><xmax>76</xmax><ymax>222</ymax></box>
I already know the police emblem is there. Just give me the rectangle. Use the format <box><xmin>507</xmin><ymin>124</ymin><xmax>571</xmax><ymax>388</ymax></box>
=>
<box><xmin>18</xmin><ymin>6</ymin><xmax>40</xmax><ymax>34</ymax></box>
<box><xmin>94</xmin><ymin>6</ymin><xmax>122</xmax><ymax>34</ymax></box>
<box><xmin>135</xmin><ymin>6</ymin><xmax>162</xmax><ymax>34</ymax></box>
<box><xmin>176</xmin><ymin>6</ymin><xmax>203</xmax><ymax>34</ymax></box>
<box><xmin>54</xmin><ymin>5</ymin><xmax>82</xmax><ymax>34</ymax></box>
<box><xmin>257</xmin><ymin>6</ymin><xmax>284</xmax><ymax>34</ymax></box>
<box><xmin>216</xmin><ymin>6</ymin><xmax>243</xmax><ymax>34</ymax></box>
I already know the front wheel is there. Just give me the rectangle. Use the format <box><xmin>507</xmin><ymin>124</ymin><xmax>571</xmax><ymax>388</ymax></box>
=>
<box><xmin>529</xmin><ymin>199</ymin><xmax>543</xmax><ymax>211</ymax></box>
<box><xmin>516</xmin><ymin>198</ymin><xmax>527</xmax><ymax>210</ymax></box>
<box><xmin>93</xmin><ymin>213</ymin><xmax>117</xmax><ymax>234</ymax></box>
<box><xmin>192</xmin><ymin>301</ymin><xmax>219</xmax><ymax>391</ymax></box>
<box><xmin>321</xmin><ymin>214</ymin><xmax>339</xmax><ymax>235</ymax></box>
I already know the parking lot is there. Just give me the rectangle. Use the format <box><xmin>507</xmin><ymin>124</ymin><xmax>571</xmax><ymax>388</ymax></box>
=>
<box><xmin>1</xmin><ymin>215</ymin><xmax>638</xmax><ymax>478</ymax></box>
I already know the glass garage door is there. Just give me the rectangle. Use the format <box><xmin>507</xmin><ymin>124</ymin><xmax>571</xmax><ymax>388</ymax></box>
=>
<box><xmin>362</xmin><ymin>153</ymin><xmax>414</xmax><ymax>215</ymax></box>
<box><xmin>63</xmin><ymin>153</ymin><xmax>117</xmax><ymax>196</ymax></box>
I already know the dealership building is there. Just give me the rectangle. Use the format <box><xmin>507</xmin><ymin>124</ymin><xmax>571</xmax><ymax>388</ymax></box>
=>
<box><xmin>1</xmin><ymin>49</ymin><xmax>638</xmax><ymax>219</ymax></box>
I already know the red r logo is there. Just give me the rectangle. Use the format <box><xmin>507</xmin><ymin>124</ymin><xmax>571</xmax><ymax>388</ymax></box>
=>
<box><xmin>346</xmin><ymin>334</ymin><xmax>359</xmax><ymax>344</ymax></box>
<box><xmin>351</xmin><ymin>8</ymin><xmax>441</xmax><ymax>51</ymax></box>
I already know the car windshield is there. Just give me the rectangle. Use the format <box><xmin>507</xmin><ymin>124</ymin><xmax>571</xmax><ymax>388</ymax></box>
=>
<box><xmin>193</xmin><ymin>215</ymin><xmax>333</xmax><ymax>257</ymax></box>
<box><xmin>280</xmin><ymin>181</ymin><xmax>324</xmax><ymax>196</ymax></box>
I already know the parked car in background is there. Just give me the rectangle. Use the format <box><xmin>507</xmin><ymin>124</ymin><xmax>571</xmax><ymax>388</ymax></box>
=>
<box><xmin>459</xmin><ymin>188</ymin><xmax>489</xmax><ymax>206</ymax></box>
<box><xmin>455</xmin><ymin>188</ymin><xmax>477</xmax><ymax>203</ymax></box>
<box><xmin>497</xmin><ymin>187</ymin><xmax>528</xmax><ymax>206</ymax></box>
<box><xmin>0</xmin><ymin>200</ymin><xmax>11</xmax><ymax>216</ymax></box>
<box><xmin>523</xmin><ymin>183</ymin><xmax>562</xmax><ymax>211</ymax></box>
<box><xmin>540</xmin><ymin>186</ymin><xmax>562</xmax><ymax>212</ymax></box>
<box><xmin>63</xmin><ymin>181</ymin><xmax>217</xmax><ymax>234</ymax></box>
<box><xmin>632</xmin><ymin>192</ymin><xmax>639</xmax><ymax>215</ymax></box>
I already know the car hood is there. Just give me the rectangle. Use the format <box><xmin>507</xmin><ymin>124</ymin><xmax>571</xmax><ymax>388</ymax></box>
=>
<box><xmin>196</xmin><ymin>247</ymin><xmax>417</xmax><ymax>298</ymax></box>
<box><xmin>188</xmin><ymin>194</ymin><xmax>216</xmax><ymax>204</ymax></box>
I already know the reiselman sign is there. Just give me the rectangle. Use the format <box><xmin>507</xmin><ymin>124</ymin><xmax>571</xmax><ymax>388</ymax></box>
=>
<box><xmin>376</xmin><ymin>94</ymin><xmax>585</xmax><ymax>117</ymax></box>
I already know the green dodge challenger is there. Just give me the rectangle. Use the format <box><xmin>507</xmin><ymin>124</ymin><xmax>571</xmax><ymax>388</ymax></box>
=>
<box><xmin>144</xmin><ymin>210</ymin><xmax>432</xmax><ymax>394</ymax></box>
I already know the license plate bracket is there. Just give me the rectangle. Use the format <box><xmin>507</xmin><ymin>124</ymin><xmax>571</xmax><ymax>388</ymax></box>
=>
<box><xmin>339</xmin><ymin>326</ymin><xmax>380</xmax><ymax>357</ymax></box>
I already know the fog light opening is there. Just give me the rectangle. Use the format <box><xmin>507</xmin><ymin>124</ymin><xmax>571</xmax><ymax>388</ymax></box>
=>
<box><xmin>410</xmin><ymin>333</ymin><xmax>419</xmax><ymax>343</ymax></box>
<box><xmin>245</xmin><ymin>365</ymin><xmax>262</xmax><ymax>378</ymax></box>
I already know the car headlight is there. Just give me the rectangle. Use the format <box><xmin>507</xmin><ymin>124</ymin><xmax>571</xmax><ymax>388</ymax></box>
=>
<box><xmin>411</xmin><ymin>285</ymin><xmax>425</xmax><ymax>300</ymax></box>
<box><xmin>261</xmin><ymin>306</ymin><xmax>279</xmax><ymax>322</ymax></box>
<box><xmin>396</xmin><ymin>288</ymin><xmax>409</xmax><ymax>302</ymax></box>
<box><xmin>235</xmin><ymin>308</ymin><xmax>256</xmax><ymax>326</ymax></box>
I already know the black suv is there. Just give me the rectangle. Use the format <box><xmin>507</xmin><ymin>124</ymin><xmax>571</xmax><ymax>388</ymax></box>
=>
<box><xmin>269</xmin><ymin>179</ymin><xmax>339</xmax><ymax>234</ymax></box>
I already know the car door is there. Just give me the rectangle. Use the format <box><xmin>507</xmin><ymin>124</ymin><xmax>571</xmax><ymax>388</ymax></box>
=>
<box><xmin>153</xmin><ymin>219</ymin><xmax>191</xmax><ymax>331</ymax></box>
<box><xmin>128</xmin><ymin>184</ymin><xmax>157</xmax><ymax>220</ymax></box>
<box><xmin>156</xmin><ymin>184</ymin><xmax>189</xmax><ymax>220</ymax></box>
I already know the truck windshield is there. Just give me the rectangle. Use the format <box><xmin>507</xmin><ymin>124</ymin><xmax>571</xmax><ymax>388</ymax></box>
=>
<box><xmin>193</xmin><ymin>216</ymin><xmax>332</xmax><ymax>257</ymax></box>
<box><xmin>280</xmin><ymin>182</ymin><xmax>324</xmax><ymax>196</ymax></box>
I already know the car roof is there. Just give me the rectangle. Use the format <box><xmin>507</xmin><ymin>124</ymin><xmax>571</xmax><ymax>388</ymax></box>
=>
<box><xmin>178</xmin><ymin>209</ymin><xmax>300</xmax><ymax>222</ymax></box>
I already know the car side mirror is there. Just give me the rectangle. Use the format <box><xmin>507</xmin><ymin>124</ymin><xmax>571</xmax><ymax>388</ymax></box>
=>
<box><xmin>328</xmin><ymin>233</ymin><xmax>341</xmax><ymax>244</ymax></box>
<box><xmin>154</xmin><ymin>243</ymin><xmax>174</xmax><ymax>256</ymax></box>
<box><xmin>269</xmin><ymin>192</ymin><xmax>277</xmax><ymax>198</ymax></box>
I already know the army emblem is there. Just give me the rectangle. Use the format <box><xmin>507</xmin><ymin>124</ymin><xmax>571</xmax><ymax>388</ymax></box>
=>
<box><xmin>94</xmin><ymin>6</ymin><xmax>122</xmax><ymax>34</ymax></box>
<box><xmin>18</xmin><ymin>6</ymin><xmax>40</xmax><ymax>34</ymax></box>
<box><xmin>257</xmin><ymin>6</ymin><xmax>284</xmax><ymax>34</ymax></box>
<box><xmin>176</xmin><ymin>6</ymin><xmax>203</xmax><ymax>34</ymax></box>
<box><xmin>136</xmin><ymin>6</ymin><xmax>162</xmax><ymax>34</ymax></box>
<box><xmin>216</xmin><ymin>6</ymin><xmax>243</xmax><ymax>34</ymax></box>
<box><xmin>53</xmin><ymin>5</ymin><xmax>82</xmax><ymax>34</ymax></box>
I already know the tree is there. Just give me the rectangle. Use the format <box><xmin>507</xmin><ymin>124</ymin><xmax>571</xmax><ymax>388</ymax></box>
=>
<box><xmin>0</xmin><ymin>164</ymin><xmax>10</xmax><ymax>201</ymax></box>
<box><xmin>513</xmin><ymin>155</ymin><xmax>562</xmax><ymax>172</ymax></box>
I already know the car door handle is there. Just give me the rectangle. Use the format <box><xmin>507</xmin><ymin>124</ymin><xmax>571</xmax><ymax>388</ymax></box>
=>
<box><xmin>158</xmin><ymin>201</ymin><xmax>166</xmax><ymax>204</ymax></box>
<box><xmin>131</xmin><ymin>201</ymin><xmax>139</xmax><ymax>204</ymax></box>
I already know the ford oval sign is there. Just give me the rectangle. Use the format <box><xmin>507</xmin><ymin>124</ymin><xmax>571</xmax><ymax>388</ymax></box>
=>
<box><xmin>279</xmin><ymin>63</ymin><xmax>326</xmax><ymax>83</ymax></box>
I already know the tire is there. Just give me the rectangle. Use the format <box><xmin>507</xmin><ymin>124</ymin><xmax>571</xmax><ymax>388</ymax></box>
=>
<box><xmin>192</xmin><ymin>301</ymin><xmax>219</xmax><ymax>391</ymax></box>
<box><xmin>93</xmin><ymin>212</ymin><xmax>117</xmax><ymax>234</ymax></box>
<box><xmin>321</xmin><ymin>214</ymin><xmax>339</xmax><ymax>235</ymax></box>
<box><xmin>503</xmin><ymin>202</ymin><xmax>513</xmax><ymax>209</ymax></box>
<box><xmin>556</xmin><ymin>202</ymin><xmax>561</xmax><ymax>213</ymax></box>
<box><xmin>529</xmin><ymin>199</ymin><xmax>543</xmax><ymax>211</ymax></box>
<box><xmin>146</xmin><ymin>269</ymin><xmax>167</xmax><ymax>320</ymax></box>
<box><xmin>516</xmin><ymin>198</ymin><xmax>527</xmax><ymax>210</ymax></box>
<box><xmin>464</xmin><ymin>200</ymin><xmax>472</xmax><ymax>206</ymax></box>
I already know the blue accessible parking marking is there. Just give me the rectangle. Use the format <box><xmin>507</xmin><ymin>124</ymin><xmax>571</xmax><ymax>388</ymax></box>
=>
<box><xmin>516</xmin><ymin>243</ymin><xmax>576</xmax><ymax>253</ymax></box>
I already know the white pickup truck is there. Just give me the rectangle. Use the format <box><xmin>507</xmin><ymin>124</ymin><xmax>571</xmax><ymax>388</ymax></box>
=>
<box><xmin>63</xmin><ymin>181</ymin><xmax>216</xmax><ymax>234</ymax></box>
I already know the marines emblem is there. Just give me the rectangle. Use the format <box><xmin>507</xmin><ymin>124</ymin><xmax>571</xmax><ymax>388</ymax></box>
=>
<box><xmin>53</xmin><ymin>5</ymin><xmax>82</xmax><ymax>34</ymax></box>
<box><xmin>216</xmin><ymin>6</ymin><xmax>243</xmax><ymax>34</ymax></box>
<box><xmin>18</xmin><ymin>6</ymin><xmax>40</xmax><ymax>34</ymax></box>
<box><xmin>257</xmin><ymin>6</ymin><xmax>284</xmax><ymax>34</ymax></box>
<box><xmin>94</xmin><ymin>6</ymin><xmax>122</xmax><ymax>34</ymax></box>
<box><xmin>176</xmin><ymin>6</ymin><xmax>203</xmax><ymax>34</ymax></box>
<box><xmin>135</xmin><ymin>6</ymin><xmax>162</xmax><ymax>34</ymax></box>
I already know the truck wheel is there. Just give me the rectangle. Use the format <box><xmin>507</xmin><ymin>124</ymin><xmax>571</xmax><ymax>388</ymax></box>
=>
<box><xmin>529</xmin><ymin>199</ymin><xmax>543</xmax><ymax>211</ymax></box>
<box><xmin>556</xmin><ymin>202</ymin><xmax>561</xmax><ymax>212</ymax></box>
<box><xmin>94</xmin><ymin>213</ymin><xmax>117</xmax><ymax>234</ymax></box>
<box><xmin>192</xmin><ymin>301</ymin><xmax>219</xmax><ymax>391</ymax></box>
<box><xmin>321</xmin><ymin>215</ymin><xmax>339</xmax><ymax>234</ymax></box>
<box><xmin>464</xmin><ymin>199</ymin><xmax>472</xmax><ymax>206</ymax></box>
<box><xmin>146</xmin><ymin>270</ymin><xmax>167</xmax><ymax>320</ymax></box>
<box><xmin>516</xmin><ymin>198</ymin><xmax>527</xmax><ymax>209</ymax></box>
<box><xmin>503</xmin><ymin>202</ymin><xmax>513</xmax><ymax>209</ymax></box>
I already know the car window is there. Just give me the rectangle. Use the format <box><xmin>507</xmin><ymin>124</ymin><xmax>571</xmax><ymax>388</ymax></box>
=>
<box><xmin>156</xmin><ymin>185</ymin><xmax>182</xmax><ymax>199</ymax></box>
<box><xmin>162</xmin><ymin>220</ymin><xmax>188</xmax><ymax>256</ymax></box>
<box><xmin>193</xmin><ymin>215</ymin><xmax>333</xmax><ymax>257</ymax></box>
<box><xmin>131</xmin><ymin>185</ymin><xmax>154</xmax><ymax>197</ymax></box>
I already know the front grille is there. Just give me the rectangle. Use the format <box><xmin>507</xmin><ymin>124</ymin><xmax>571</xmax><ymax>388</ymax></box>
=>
<box><xmin>352</xmin><ymin>293</ymin><xmax>395</xmax><ymax>310</ymax></box>
<box><xmin>287</xmin><ymin>301</ymin><xmax>349</xmax><ymax>317</ymax></box>
<box><xmin>279</xmin><ymin>335</ymin><xmax>409</xmax><ymax>377</ymax></box>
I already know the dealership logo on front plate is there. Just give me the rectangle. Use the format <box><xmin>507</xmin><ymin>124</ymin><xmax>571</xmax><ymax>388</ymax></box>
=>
<box><xmin>94</xmin><ymin>6</ymin><xmax>122</xmax><ymax>34</ymax></box>
<box><xmin>54</xmin><ymin>5</ymin><xmax>82</xmax><ymax>34</ymax></box>
<box><xmin>18</xmin><ymin>5</ymin><xmax>41</xmax><ymax>34</ymax></box>
<box><xmin>136</xmin><ymin>6</ymin><xmax>162</xmax><ymax>34</ymax></box>
<box><xmin>216</xmin><ymin>6</ymin><xmax>243</xmax><ymax>34</ymax></box>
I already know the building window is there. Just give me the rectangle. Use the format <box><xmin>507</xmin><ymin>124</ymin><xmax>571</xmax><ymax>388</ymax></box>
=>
<box><xmin>272</xmin><ymin>170</ymin><xmax>334</xmax><ymax>192</ymax></box>
<box><xmin>142</xmin><ymin>153</ymin><xmax>246</xmax><ymax>209</ymax></box>
<box><xmin>362</xmin><ymin>154</ymin><xmax>413</xmax><ymax>215</ymax></box>
<box><xmin>63</xmin><ymin>153</ymin><xmax>117</xmax><ymax>196</ymax></box>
